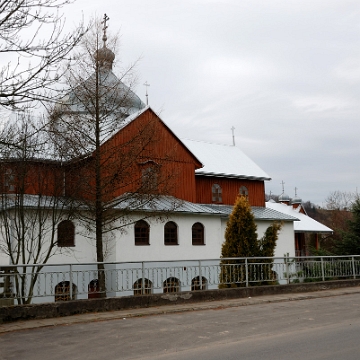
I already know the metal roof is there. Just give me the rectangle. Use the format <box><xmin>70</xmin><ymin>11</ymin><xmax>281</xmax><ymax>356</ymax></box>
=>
<box><xmin>0</xmin><ymin>193</ymin><xmax>300</xmax><ymax>224</ymax></box>
<box><xmin>114</xmin><ymin>194</ymin><xmax>298</xmax><ymax>221</ymax></box>
<box><xmin>113</xmin><ymin>194</ymin><xmax>222</xmax><ymax>215</ymax></box>
<box><xmin>181</xmin><ymin>139</ymin><xmax>271</xmax><ymax>181</ymax></box>
<box><xmin>0</xmin><ymin>194</ymin><xmax>73</xmax><ymax>210</ymax></box>
<box><xmin>203</xmin><ymin>204</ymin><xmax>299</xmax><ymax>221</ymax></box>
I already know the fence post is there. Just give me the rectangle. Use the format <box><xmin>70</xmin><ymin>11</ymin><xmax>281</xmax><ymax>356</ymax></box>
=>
<box><xmin>199</xmin><ymin>260</ymin><xmax>202</xmax><ymax>290</ymax></box>
<box><xmin>285</xmin><ymin>255</ymin><xmax>290</xmax><ymax>284</ymax></box>
<box><xmin>141</xmin><ymin>262</ymin><xmax>145</xmax><ymax>295</ymax></box>
<box><xmin>321</xmin><ymin>257</ymin><xmax>325</xmax><ymax>281</ymax></box>
<box><xmin>245</xmin><ymin>258</ymin><xmax>249</xmax><ymax>287</ymax></box>
<box><xmin>69</xmin><ymin>264</ymin><xmax>73</xmax><ymax>300</ymax></box>
<box><xmin>352</xmin><ymin>256</ymin><xmax>356</xmax><ymax>279</ymax></box>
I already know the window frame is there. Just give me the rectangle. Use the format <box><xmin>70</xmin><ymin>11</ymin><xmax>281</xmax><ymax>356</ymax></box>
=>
<box><xmin>57</xmin><ymin>220</ymin><xmax>75</xmax><ymax>247</ymax></box>
<box><xmin>191</xmin><ymin>276</ymin><xmax>208</xmax><ymax>291</ymax></box>
<box><xmin>163</xmin><ymin>277</ymin><xmax>180</xmax><ymax>293</ymax></box>
<box><xmin>139</xmin><ymin>160</ymin><xmax>160</xmax><ymax>193</ymax></box>
<box><xmin>55</xmin><ymin>281</ymin><xmax>77</xmax><ymax>302</ymax></box>
<box><xmin>239</xmin><ymin>185</ymin><xmax>249</xmax><ymax>198</ymax></box>
<box><xmin>133</xmin><ymin>278</ymin><xmax>153</xmax><ymax>295</ymax></box>
<box><xmin>134</xmin><ymin>220</ymin><xmax>150</xmax><ymax>246</ymax></box>
<box><xmin>4</xmin><ymin>169</ymin><xmax>15</xmax><ymax>192</ymax></box>
<box><xmin>212</xmin><ymin>183</ymin><xmax>222</xmax><ymax>203</ymax></box>
<box><xmin>164</xmin><ymin>221</ymin><xmax>178</xmax><ymax>245</ymax></box>
<box><xmin>192</xmin><ymin>222</ymin><xmax>205</xmax><ymax>245</ymax></box>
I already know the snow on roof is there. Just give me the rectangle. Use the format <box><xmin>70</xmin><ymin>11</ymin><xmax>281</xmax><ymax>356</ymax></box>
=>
<box><xmin>266</xmin><ymin>202</ymin><xmax>333</xmax><ymax>233</ymax></box>
<box><xmin>181</xmin><ymin>139</ymin><xmax>271</xmax><ymax>181</ymax></box>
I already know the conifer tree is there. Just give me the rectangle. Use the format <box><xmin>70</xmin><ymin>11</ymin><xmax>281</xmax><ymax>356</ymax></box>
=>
<box><xmin>336</xmin><ymin>199</ymin><xmax>360</xmax><ymax>255</ymax></box>
<box><xmin>258</xmin><ymin>222</ymin><xmax>282</xmax><ymax>284</ymax></box>
<box><xmin>220</xmin><ymin>196</ymin><xmax>282</xmax><ymax>287</ymax></box>
<box><xmin>222</xmin><ymin>196</ymin><xmax>259</xmax><ymax>258</ymax></box>
<box><xmin>259</xmin><ymin>222</ymin><xmax>282</xmax><ymax>258</ymax></box>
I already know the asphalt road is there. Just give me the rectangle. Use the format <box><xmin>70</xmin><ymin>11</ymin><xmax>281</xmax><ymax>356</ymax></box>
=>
<box><xmin>1</xmin><ymin>293</ymin><xmax>360</xmax><ymax>360</ymax></box>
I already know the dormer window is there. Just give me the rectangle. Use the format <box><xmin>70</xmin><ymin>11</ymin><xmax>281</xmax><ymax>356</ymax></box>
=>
<box><xmin>212</xmin><ymin>184</ymin><xmax>222</xmax><ymax>203</ymax></box>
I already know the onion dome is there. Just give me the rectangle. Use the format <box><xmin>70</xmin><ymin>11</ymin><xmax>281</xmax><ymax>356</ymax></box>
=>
<box><xmin>291</xmin><ymin>187</ymin><xmax>302</xmax><ymax>205</ymax></box>
<box><xmin>94</xmin><ymin>46</ymin><xmax>115</xmax><ymax>70</ymax></box>
<box><xmin>291</xmin><ymin>196</ymin><xmax>302</xmax><ymax>205</ymax></box>
<box><xmin>278</xmin><ymin>193</ymin><xmax>290</xmax><ymax>203</ymax></box>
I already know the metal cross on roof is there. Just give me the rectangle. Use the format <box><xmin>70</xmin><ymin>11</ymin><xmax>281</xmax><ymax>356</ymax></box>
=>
<box><xmin>231</xmin><ymin>126</ymin><xmax>235</xmax><ymax>146</ymax></box>
<box><xmin>144</xmin><ymin>81</ymin><xmax>150</xmax><ymax>105</ymax></box>
<box><xmin>281</xmin><ymin>180</ymin><xmax>285</xmax><ymax>194</ymax></box>
<box><xmin>101</xmin><ymin>13</ymin><xmax>110</xmax><ymax>45</ymax></box>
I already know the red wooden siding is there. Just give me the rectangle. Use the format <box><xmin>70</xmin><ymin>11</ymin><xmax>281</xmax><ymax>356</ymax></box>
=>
<box><xmin>0</xmin><ymin>161</ymin><xmax>63</xmax><ymax>196</ymax></box>
<box><xmin>1</xmin><ymin>109</ymin><xmax>266</xmax><ymax>208</ymax></box>
<box><xmin>195</xmin><ymin>176</ymin><xmax>265</xmax><ymax>206</ymax></box>
<box><xmin>65</xmin><ymin>109</ymin><xmax>200</xmax><ymax>202</ymax></box>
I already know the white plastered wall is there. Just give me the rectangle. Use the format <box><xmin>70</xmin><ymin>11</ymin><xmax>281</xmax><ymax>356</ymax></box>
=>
<box><xmin>115</xmin><ymin>213</ymin><xmax>223</xmax><ymax>262</ymax></box>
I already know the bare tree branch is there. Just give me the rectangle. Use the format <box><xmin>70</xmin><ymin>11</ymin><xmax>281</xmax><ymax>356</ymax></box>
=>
<box><xmin>0</xmin><ymin>0</ymin><xmax>87</xmax><ymax>109</ymax></box>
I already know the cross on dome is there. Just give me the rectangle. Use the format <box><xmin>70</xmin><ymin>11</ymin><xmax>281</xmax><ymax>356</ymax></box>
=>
<box><xmin>101</xmin><ymin>13</ymin><xmax>109</xmax><ymax>46</ymax></box>
<box><xmin>94</xmin><ymin>13</ymin><xmax>115</xmax><ymax>70</ymax></box>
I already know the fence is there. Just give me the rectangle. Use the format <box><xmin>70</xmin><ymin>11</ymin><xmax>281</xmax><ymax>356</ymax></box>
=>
<box><xmin>1</xmin><ymin>255</ymin><xmax>360</xmax><ymax>305</ymax></box>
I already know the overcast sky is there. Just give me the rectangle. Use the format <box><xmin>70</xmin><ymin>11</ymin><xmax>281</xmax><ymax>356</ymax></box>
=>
<box><xmin>62</xmin><ymin>1</ymin><xmax>360</xmax><ymax>205</ymax></box>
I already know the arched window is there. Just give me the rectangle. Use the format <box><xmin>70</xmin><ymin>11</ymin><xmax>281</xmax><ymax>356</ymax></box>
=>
<box><xmin>239</xmin><ymin>186</ymin><xmax>248</xmax><ymax>198</ymax></box>
<box><xmin>212</xmin><ymin>184</ymin><xmax>222</xmax><ymax>203</ymax></box>
<box><xmin>164</xmin><ymin>221</ymin><xmax>178</xmax><ymax>245</ymax></box>
<box><xmin>88</xmin><ymin>279</ymin><xmax>101</xmax><ymax>299</ymax></box>
<box><xmin>57</xmin><ymin>220</ymin><xmax>75</xmax><ymax>247</ymax></box>
<box><xmin>192</xmin><ymin>222</ymin><xmax>205</xmax><ymax>245</ymax></box>
<box><xmin>163</xmin><ymin>277</ymin><xmax>180</xmax><ymax>293</ymax></box>
<box><xmin>133</xmin><ymin>278</ymin><xmax>153</xmax><ymax>295</ymax></box>
<box><xmin>55</xmin><ymin>281</ymin><xmax>77</xmax><ymax>302</ymax></box>
<box><xmin>191</xmin><ymin>276</ymin><xmax>208</xmax><ymax>291</ymax></box>
<box><xmin>135</xmin><ymin>220</ymin><xmax>150</xmax><ymax>245</ymax></box>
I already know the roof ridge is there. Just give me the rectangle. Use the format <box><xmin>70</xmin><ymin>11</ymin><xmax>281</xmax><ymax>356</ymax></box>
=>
<box><xmin>181</xmin><ymin>138</ymin><xmax>235</xmax><ymax>147</ymax></box>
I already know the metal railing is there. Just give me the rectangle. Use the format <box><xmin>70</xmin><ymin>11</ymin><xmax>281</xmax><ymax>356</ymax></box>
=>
<box><xmin>1</xmin><ymin>255</ymin><xmax>360</xmax><ymax>305</ymax></box>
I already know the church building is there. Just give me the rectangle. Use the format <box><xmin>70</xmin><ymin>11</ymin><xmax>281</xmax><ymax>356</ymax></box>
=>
<box><xmin>0</xmin><ymin>18</ymin><xmax>331</xmax><ymax>301</ymax></box>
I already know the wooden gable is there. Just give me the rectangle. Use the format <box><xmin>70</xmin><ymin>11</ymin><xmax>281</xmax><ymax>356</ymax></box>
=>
<box><xmin>67</xmin><ymin>108</ymin><xmax>203</xmax><ymax>203</ymax></box>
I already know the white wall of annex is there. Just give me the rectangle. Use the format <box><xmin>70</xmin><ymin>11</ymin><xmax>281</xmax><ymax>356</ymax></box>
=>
<box><xmin>256</xmin><ymin>220</ymin><xmax>295</xmax><ymax>258</ymax></box>
<box><xmin>115</xmin><ymin>213</ymin><xmax>223</xmax><ymax>262</ymax></box>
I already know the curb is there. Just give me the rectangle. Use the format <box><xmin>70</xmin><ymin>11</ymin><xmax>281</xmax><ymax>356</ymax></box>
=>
<box><xmin>1</xmin><ymin>286</ymin><xmax>360</xmax><ymax>334</ymax></box>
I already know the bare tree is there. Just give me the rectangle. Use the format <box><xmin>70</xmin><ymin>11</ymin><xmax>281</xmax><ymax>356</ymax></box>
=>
<box><xmin>0</xmin><ymin>0</ymin><xmax>86</xmax><ymax>110</ymax></box>
<box><xmin>49</xmin><ymin>16</ymin><xmax>178</xmax><ymax>296</ymax></box>
<box><xmin>0</xmin><ymin>114</ymin><xmax>77</xmax><ymax>304</ymax></box>
<box><xmin>322</xmin><ymin>190</ymin><xmax>356</xmax><ymax>252</ymax></box>
<box><xmin>325</xmin><ymin>190</ymin><xmax>356</xmax><ymax>211</ymax></box>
